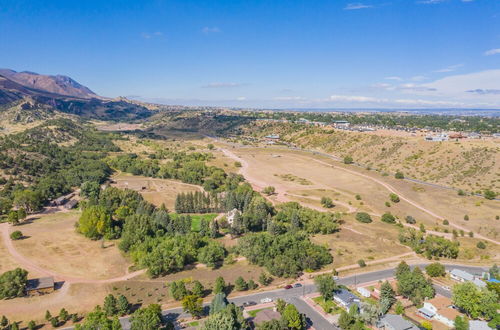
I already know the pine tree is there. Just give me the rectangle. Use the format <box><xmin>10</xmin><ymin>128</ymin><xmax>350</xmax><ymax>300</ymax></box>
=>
<box><xmin>117</xmin><ymin>294</ymin><xmax>130</xmax><ymax>315</ymax></box>
<box><xmin>104</xmin><ymin>294</ymin><xmax>118</xmax><ymax>316</ymax></box>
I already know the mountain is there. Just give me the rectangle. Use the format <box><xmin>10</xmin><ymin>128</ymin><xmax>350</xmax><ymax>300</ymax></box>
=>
<box><xmin>0</xmin><ymin>69</ymin><xmax>96</xmax><ymax>99</ymax></box>
<box><xmin>0</xmin><ymin>70</ymin><xmax>154</xmax><ymax>121</ymax></box>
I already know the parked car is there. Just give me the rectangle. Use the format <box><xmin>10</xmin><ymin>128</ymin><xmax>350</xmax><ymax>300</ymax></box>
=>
<box><xmin>441</xmin><ymin>285</ymin><xmax>451</xmax><ymax>291</ymax></box>
<box><xmin>284</xmin><ymin>285</ymin><xmax>293</xmax><ymax>289</ymax></box>
<box><xmin>243</xmin><ymin>301</ymin><xmax>257</xmax><ymax>307</ymax></box>
<box><xmin>294</xmin><ymin>283</ymin><xmax>303</xmax><ymax>288</ymax></box>
<box><xmin>260</xmin><ymin>297</ymin><xmax>273</xmax><ymax>303</ymax></box>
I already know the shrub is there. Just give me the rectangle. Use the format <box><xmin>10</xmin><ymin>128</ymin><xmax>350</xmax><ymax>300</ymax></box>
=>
<box><xmin>358</xmin><ymin>259</ymin><xmax>366</xmax><ymax>267</ymax></box>
<box><xmin>381</xmin><ymin>213</ymin><xmax>396</xmax><ymax>224</ymax></box>
<box><xmin>443</xmin><ymin>219</ymin><xmax>449</xmax><ymax>225</ymax></box>
<box><xmin>355</xmin><ymin>194</ymin><xmax>362</xmax><ymax>200</ymax></box>
<box><xmin>476</xmin><ymin>241</ymin><xmax>486</xmax><ymax>249</ymax></box>
<box><xmin>262</xmin><ymin>186</ymin><xmax>276</xmax><ymax>196</ymax></box>
<box><xmin>421</xmin><ymin>320</ymin><xmax>433</xmax><ymax>330</ymax></box>
<box><xmin>343</xmin><ymin>156</ymin><xmax>353</xmax><ymax>164</ymax></box>
<box><xmin>464</xmin><ymin>215</ymin><xmax>469</xmax><ymax>221</ymax></box>
<box><xmin>395</xmin><ymin>171</ymin><xmax>404</xmax><ymax>179</ymax></box>
<box><xmin>234</xmin><ymin>161</ymin><xmax>242</xmax><ymax>168</ymax></box>
<box><xmin>385</xmin><ymin>201</ymin><xmax>391</xmax><ymax>207</ymax></box>
<box><xmin>10</xmin><ymin>231</ymin><xmax>23</xmax><ymax>240</ymax></box>
<box><xmin>320</xmin><ymin>197</ymin><xmax>334</xmax><ymax>208</ymax></box>
<box><xmin>405</xmin><ymin>216</ymin><xmax>416</xmax><ymax>224</ymax></box>
<box><xmin>484</xmin><ymin>190</ymin><xmax>497</xmax><ymax>200</ymax></box>
<box><xmin>457</xmin><ymin>189</ymin><xmax>465</xmax><ymax>196</ymax></box>
<box><xmin>355</xmin><ymin>212</ymin><xmax>372</xmax><ymax>223</ymax></box>
<box><xmin>389</xmin><ymin>193</ymin><xmax>400</xmax><ymax>203</ymax></box>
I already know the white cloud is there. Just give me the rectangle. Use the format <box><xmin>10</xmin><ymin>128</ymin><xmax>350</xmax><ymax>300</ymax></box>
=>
<box><xmin>236</xmin><ymin>97</ymin><xmax>247</xmax><ymax>101</ymax></box>
<box><xmin>417</xmin><ymin>0</ymin><xmax>446</xmax><ymax>4</ymax></box>
<box><xmin>410</xmin><ymin>75</ymin><xmax>427</xmax><ymax>81</ymax></box>
<box><xmin>273</xmin><ymin>96</ymin><xmax>306</xmax><ymax>101</ymax></box>
<box><xmin>344</xmin><ymin>3</ymin><xmax>373</xmax><ymax>10</ymax></box>
<box><xmin>329</xmin><ymin>95</ymin><xmax>380</xmax><ymax>102</ymax></box>
<box><xmin>484</xmin><ymin>48</ymin><xmax>500</xmax><ymax>56</ymax></box>
<box><xmin>202</xmin><ymin>27</ymin><xmax>221</xmax><ymax>34</ymax></box>
<box><xmin>328</xmin><ymin>94</ymin><xmax>464</xmax><ymax>107</ymax></box>
<box><xmin>423</xmin><ymin>69</ymin><xmax>500</xmax><ymax>94</ymax></box>
<box><xmin>434</xmin><ymin>63</ymin><xmax>464</xmax><ymax>73</ymax></box>
<box><xmin>202</xmin><ymin>82</ymin><xmax>244</xmax><ymax>88</ymax></box>
<box><xmin>385</xmin><ymin>76</ymin><xmax>402</xmax><ymax>81</ymax></box>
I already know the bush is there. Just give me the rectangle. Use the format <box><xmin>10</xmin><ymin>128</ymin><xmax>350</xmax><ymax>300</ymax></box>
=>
<box><xmin>389</xmin><ymin>193</ymin><xmax>400</xmax><ymax>203</ymax></box>
<box><xmin>262</xmin><ymin>186</ymin><xmax>276</xmax><ymax>196</ymax></box>
<box><xmin>234</xmin><ymin>161</ymin><xmax>242</xmax><ymax>168</ymax></box>
<box><xmin>464</xmin><ymin>215</ymin><xmax>469</xmax><ymax>221</ymax></box>
<box><xmin>10</xmin><ymin>231</ymin><xmax>23</xmax><ymax>240</ymax></box>
<box><xmin>385</xmin><ymin>201</ymin><xmax>391</xmax><ymax>207</ymax></box>
<box><xmin>395</xmin><ymin>171</ymin><xmax>404</xmax><ymax>179</ymax></box>
<box><xmin>355</xmin><ymin>212</ymin><xmax>372</xmax><ymax>223</ymax></box>
<box><xmin>457</xmin><ymin>189</ymin><xmax>466</xmax><ymax>196</ymax></box>
<box><xmin>343</xmin><ymin>156</ymin><xmax>353</xmax><ymax>164</ymax></box>
<box><xmin>381</xmin><ymin>213</ymin><xmax>396</xmax><ymax>224</ymax></box>
<box><xmin>484</xmin><ymin>190</ymin><xmax>497</xmax><ymax>200</ymax></box>
<box><xmin>443</xmin><ymin>219</ymin><xmax>449</xmax><ymax>225</ymax></box>
<box><xmin>355</xmin><ymin>194</ymin><xmax>361</xmax><ymax>200</ymax></box>
<box><xmin>476</xmin><ymin>241</ymin><xmax>486</xmax><ymax>249</ymax></box>
<box><xmin>405</xmin><ymin>216</ymin><xmax>416</xmax><ymax>224</ymax></box>
<box><xmin>358</xmin><ymin>259</ymin><xmax>366</xmax><ymax>267</ymax></box>
<box><xmin>320</xmin><ymin>197</ymin><xmax>334</xmax><ymax>208</ymax></box>
<box><xmin>425</xmin><ymin>262</ymin><xmax>446</xmax><ymax>277</ymax></box>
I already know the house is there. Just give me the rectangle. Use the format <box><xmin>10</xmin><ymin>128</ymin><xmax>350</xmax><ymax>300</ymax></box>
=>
<box><xmin>425</xmin><ymin>134</ymin><xmax>448</xmax><ymax>142</ymax></box>
<box><xmin>377</xmin><ymin>314</ymin><xmax>419</xmax><ymax>330</ymax></box>
<box><xmin>450</xmin><ymin>269</ymin><xmax>486</xmax><ymax>287</ymax></box>
<box><xmin>357</xmin><ymin>287</ymin><xmax>371</xmax><ymax>298</ymax></box>
<box><xmin>26</xmin><ymin>277</ymin><xmax>54</xmax><ymax>296</ymax></box>
<box><xmin>333</xmin><ymin>120</ymin><xmax>350</xmax><ymax>129</ymax></box>
<box><xmin>333</xmin><ymin>288</ymin><xmax>361</xmax><ymax>310</ymax></box>
<box><xmin>226</xmin><ymin>208</ymin><xmax>241</xmax><ymax>225</ymax></box>
<box><xmin>418</xmin><ymin>296</ymin><xmax>460</xmax><ymax>328</ymax></box>
<box><xmin>469</xmin><ymin>320</ymin><xmax>491</xmax><ymax>330</ymax></box>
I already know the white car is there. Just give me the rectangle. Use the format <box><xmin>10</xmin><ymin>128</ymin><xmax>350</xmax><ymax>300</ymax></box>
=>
<box><xmin>260</xmin><ymin>297</ymin><xmax>273</xmax><ymax>303</ymax></box>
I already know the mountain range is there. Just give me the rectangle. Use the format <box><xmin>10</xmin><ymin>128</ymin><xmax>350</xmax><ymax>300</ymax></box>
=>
<box><xmin>0</xmin><ymin>69</ymin><xmax>153</xmax><ymax>120</ymax></box>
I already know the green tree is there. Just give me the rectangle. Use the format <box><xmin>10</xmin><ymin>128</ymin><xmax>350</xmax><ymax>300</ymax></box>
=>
<box><xmin>81</xmin><ymin>181</ymin><xmax>101</xmax><ymax>200</ymax></box>
<box><xmin>117</xmin><ymin>294</ymin><xmax>130</xmax><ymax>316</ymax></box>
<box><xmin>282</xmin><ymin>304</ymin><xmax>305</xmax><ymax>330</ymax></box>
<box><xmin>355</xmin><ymin>212</ymin><xmax>372</xmax><ymax>223</ymax></box>
<box><xmin>321</xmin><ymin>197</ymin><xmax>334</xmax><ymax>208</ymax></box>
<box><xmin>0</xmin><ymin>268</ymin><xmax>28</xmax><ymax>299</ymax></box>
<box><xmin>483</xmin><ymin>190</ymin><xmax>497</xmax><ymax>200</ymax></box>
<box><xmin>389</xmin><ymin>193</ymin><xmax>400</xmax><ymax>203</ymax></box>
<box><xmin>182</xmin><ymin>295</ymin><xmax>204</xmax><ymax>318</ymax></box>
<box><xmin>380</xmin><ymin>281</ymin><xmax>396</xmax><ymax>306</ymax></box>
<box><xmin>10</xmin><ymin>231</ymin><xmax>23</xmax><ymax>240</ymax></box>
<box><xmin>259</xmin><ymin>272</ymin><xmax>272</xmax><ymax>286</ymax></box>
<box><xmin>0</xmin><ymin>316</ymin><xmax>8</xmax><ymax>327</ymax></box>
<box><xmin>169</xmin><ymin>280</ymin><xmax>188</xmax><ymax>301</ymax></box>
<box><xmin>192</xmin><ymin>280</ymin><xmax>205</xmax><ymax>297</ymax></box>
<box><xmin>45</xmin><ymin>310</ymin><xmax>52</xmax><ymax>321</ymax></box>
<box><xmin>394</xmin><ymin>301</ymin><xmax>404</xmax><ymax>315</ymax></box>
<box><xmin>13</xmin><ymin>190</ymin><xmax>42</xmax><ymax>213</ymax></box>
<box><xmin>209</xmin><ymin>293</ymin><xmax>228</xmax><ymax>315</ymax></box>
<box><xmin>130</xmin><ymin>304</ymin><xmax>162</xmax><ymax>330</ymax></box>
<box><xmin>344</xmin><ymin>156</ymin><xmax>353</xmax><ymax>164</ymax></box>
<box><xmin>421</xmin><ymin>320</ymin><xmax>432</xmax><ymax>330</ymax></box>
<box><xmin>104</xmin><ymin>294</ymin><xmax>118</xmax><ymax>316</ymax></box>
<box><xmin>275</xmin><ymin>298</ymin><xmax>287</xmax><ymax>314</ymax></box>
<box><xmin>213</xmin><ymin>276</ymin><xmax>226</xmax><ymax>294</ymax></box>
<box><xmin>235</xmin><ymin>276</ymin><xmax>248</xmax><ymax>291</ymax></box>
<box><xmin>395</xmin><ymin>261</ymin><xmax>411</xmax><ymax>279</ymax></box>
<box><xmin>476</xmin><ymin>241</ymin><xmax>486</xmax><ymax>249</ymax></box>
<box><xmin>198</xmin><ymin>241</ymin><xmax>225</xmax><ymax>268</ymax></box>
<box><xmin>7</xmin><ymin>211</ymin><xmax>19</xmax><ymax>225</ymax></box>
<box><xmin>59</xmin><ymin>308</ymin><xmax>70</xmax><ymax>322</ymax></box>
<box><xmin>27</xmin><ymin>320</ymin><xmax>36</xmax><ymax>330</ymax></box>
<box><xmin>452</xmin><ymin>282</ymin><xmax>498</xmax><ymax>319</ymax></box>
<box><xmin>381</xmin><ymin>213</ymin><xmax>396</xmax><ymax>224</ymax></box>
<box><xmin>405</xmin><ymin>215</ymin><xmax>416</xmax><ymax>224</ymax></box>
<box><xmin>11</xmin><ymin>322</ymin><xmax>19</xmax><ymax>330</ymax></box>
<box><xmin>425</xmin><ymin>262</ymin><xmax>445</xmax><ymax>277</ymax></box>
<box><xmin>314</xmin><ymin>274</ymin><xmax>337</xmax><ymax>300</ymax></box>
<box><xmin>77</xmin><ymin>205</ymin><xmax>112</xmax><ymax>240</ymax></box>
<box><xmin>248</xmin><ymin>279</ymin><xmax>258</xmax><ymax>290</ymax></box>
<box><xmin>454</xmin><ymin>316</ymin><xmax>469</xmax><ymax>330</ymax></box>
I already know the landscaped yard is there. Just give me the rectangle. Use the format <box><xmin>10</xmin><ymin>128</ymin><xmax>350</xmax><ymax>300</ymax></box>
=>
<box><xmin>312</xmin><ymin>296</ymin><xmax>343</xmax><ymax>314</ymax></box>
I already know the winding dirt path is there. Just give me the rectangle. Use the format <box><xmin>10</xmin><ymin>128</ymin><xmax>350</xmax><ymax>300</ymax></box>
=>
<box><xmin>221</xmin><ymin>146</ymin><xmax>498</xmax><ymax>245</ymax></box>
<box><xmin>0</xmin><ymin>223</ymin><xmax>145</xmax><ymax>284</ymax></box>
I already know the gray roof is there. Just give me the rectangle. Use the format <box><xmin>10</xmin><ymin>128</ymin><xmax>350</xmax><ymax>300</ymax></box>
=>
<box><xmin>451</xmin><ymin>269</ymin><xmax>474</xmax><ymax>281</ymax></box>
<box><xmin>380</xmin><ymin>314</ymin><xmax>419</xmax><ymax>330</ymax></box>
<box><xmin>334</xmin><ymin>288</ymin><xmax>361</xmax><ymax>308</ymax></box>
<box><xmin>26</xmin><ymin>277</ymin><xmax>54</xmax><ymax>290</ymax></box>
<box><xmin>469</xmin><ymin>321</ymin><xmax>491</xmax><ymax>330</ymax></box>
<box><xmin>418</xmin><ymin>307</ymin><xmax>435</xmax><ymax>318</ymax></box>
<box><xmin>472</xmin><ymin>278</ymin><xmax>486</xmax><ymax>288</ymax></box>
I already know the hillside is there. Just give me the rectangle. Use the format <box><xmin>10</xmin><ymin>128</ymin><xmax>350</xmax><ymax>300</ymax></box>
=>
<box><xmin>241</xmin><ymin>122</ymin><xmax>500</xmax><ymax>192</ymax></box>
<box><xmin>0</xmin><ymin>71</ymin><xmax>153</xmax><ymax>121</ymax></box>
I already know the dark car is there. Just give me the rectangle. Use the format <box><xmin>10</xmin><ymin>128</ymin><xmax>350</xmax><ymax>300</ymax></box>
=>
<box><xmin>293</xmin><ymin>283</ymin><xmax>302</xmax><ymax>288</ymax></box>
<box><xmin>284</xmin><ymin>284</ymin><xmax>293</xmax><ymax>289</ymax></box>
<box><xmin>242</xmin><ymin>301</ymin><xmax>257</xmax><ymax>307</ymax></box>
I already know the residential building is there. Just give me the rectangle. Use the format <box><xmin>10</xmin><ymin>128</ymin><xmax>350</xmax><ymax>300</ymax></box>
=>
<box><xmin>333</xmin><ymin>120</ymin><xmax>350</xmax><ymax>129</ymax></box>
<box><xmin>469</xmin><ymin>320</ymin><xmax>491</xmax><ymax>330</ymax></box>
<box><xmin>377</xmin><ymin>314</ymin><xmax>419</xmax><ymax>330</ymax></box>
<box><xmin>26</xmin><ymin>276</ymin><xmax>55</xmax><ymax>296</ymax></box>
<box><xmin>357</xmin><ymin>287</ymin><xmax>371</xmax><ymax>298</ymax></box>
<box><xmin>333</xmin><ymin>288</ymin><xmax>361</xmax><ymax>310</ymax></box>
<box><xmin>450</xmin><ymin>269</ymin><xmax>486</xmax><ymax>287</ymax></box>
<box><xmin>418</xmin><ymin>296</ymin><xmax>460</xmax><ymax>328</ymax></box>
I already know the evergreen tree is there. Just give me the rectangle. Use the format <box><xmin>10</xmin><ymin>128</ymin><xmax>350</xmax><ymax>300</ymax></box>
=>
<box><xmin>117</xmin><ymin>294</ymin><xmax>130</xmax><ymax>316</ymax></box>
<box><xmin>213</xmin><ymin>276</ymin><xmax>226</xmax><ymax>294</ymax></box>
<box><xmin>104</xmin><ymin>294</ymin><xmax>118</xmax><ymax>316</ymax></box>
<box><xmin>209</xmin><ymin>292</ymin><xmax>228</xmax><ymax>314</ymax></box>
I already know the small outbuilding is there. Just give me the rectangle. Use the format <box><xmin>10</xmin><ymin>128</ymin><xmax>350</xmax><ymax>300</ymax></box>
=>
<box><xmin>26</xmin><ymin>277</ymin><xmax>55</xmax><ymax>296</ymax></box>
<box><xmin>377</xmin><ymin>314</ymin><xmax>419</xmax><ymax>330</ymax></box>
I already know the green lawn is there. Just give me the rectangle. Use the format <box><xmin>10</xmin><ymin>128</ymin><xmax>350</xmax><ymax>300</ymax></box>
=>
<box><xmin>170</xmin><ymin>213</ymin><xmax>218</xmax><ymax>232</ymax></box>
<box><xmin>312</xmin><ymin>296</ymin><xmax>342</xmax><ymax>314</ymax></box>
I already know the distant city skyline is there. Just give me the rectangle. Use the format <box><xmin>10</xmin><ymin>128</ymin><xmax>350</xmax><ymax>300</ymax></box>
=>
<box><xmin>1</xmin><ymin>0</ymin><xmax>499</xmax><ymax>108</ymax></box>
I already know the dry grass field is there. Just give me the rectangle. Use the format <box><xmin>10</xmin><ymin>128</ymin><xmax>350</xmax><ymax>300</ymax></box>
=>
<box><xmin>111</xmin><ymin>173</ymin><xmax>202</xmax><ymax>210</ymax></box>
<box><xmin>13</xmin><ymin>211</ymin><xmax>130</xmax><ymax>279</ymax></box>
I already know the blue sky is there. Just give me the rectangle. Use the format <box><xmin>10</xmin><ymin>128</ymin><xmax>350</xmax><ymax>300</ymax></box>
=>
<box><xmin>1</xmin><ymin>0</ymin><xmax>499</xmax><ymax>108</ymax></box>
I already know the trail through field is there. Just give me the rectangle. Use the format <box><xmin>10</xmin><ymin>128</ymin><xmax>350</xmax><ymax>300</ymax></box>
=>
<box><xmin>0</xmin><ymin>222</ymin><xmax>145</xmax><ymax>284</ymax></box>
<box><xmin>309</xmin><ymin>158</ymin><xmax>499</xmax><ymax>245</ymax></box>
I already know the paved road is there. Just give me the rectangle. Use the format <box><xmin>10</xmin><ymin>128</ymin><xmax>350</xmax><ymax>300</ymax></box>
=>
<box><xmin>108</xmin><ymin>263</ymin><xmax>488</xmax><ymax>330</ymax></box>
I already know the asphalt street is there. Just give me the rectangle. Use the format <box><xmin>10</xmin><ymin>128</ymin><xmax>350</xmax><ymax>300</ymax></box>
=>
<box><xmin>109</xmin><ymin>263</ymin><xmax>488</xmax><ymax>330</ymax></box>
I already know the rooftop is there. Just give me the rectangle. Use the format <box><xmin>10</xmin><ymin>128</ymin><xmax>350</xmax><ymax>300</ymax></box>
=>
<box><xmin>380</xmin><ymin>314</ymin><xmax>419</xmax><ymax>330</ymax></box>
<box><xmin>26</xmin><ymin>277</ymin><xmax>54</xmax><ymax>291</ymax></box>
<box><xmin>450</xmin><ymin>269</ymin><xmax>474</xmax><ymax>281</ymax></box>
